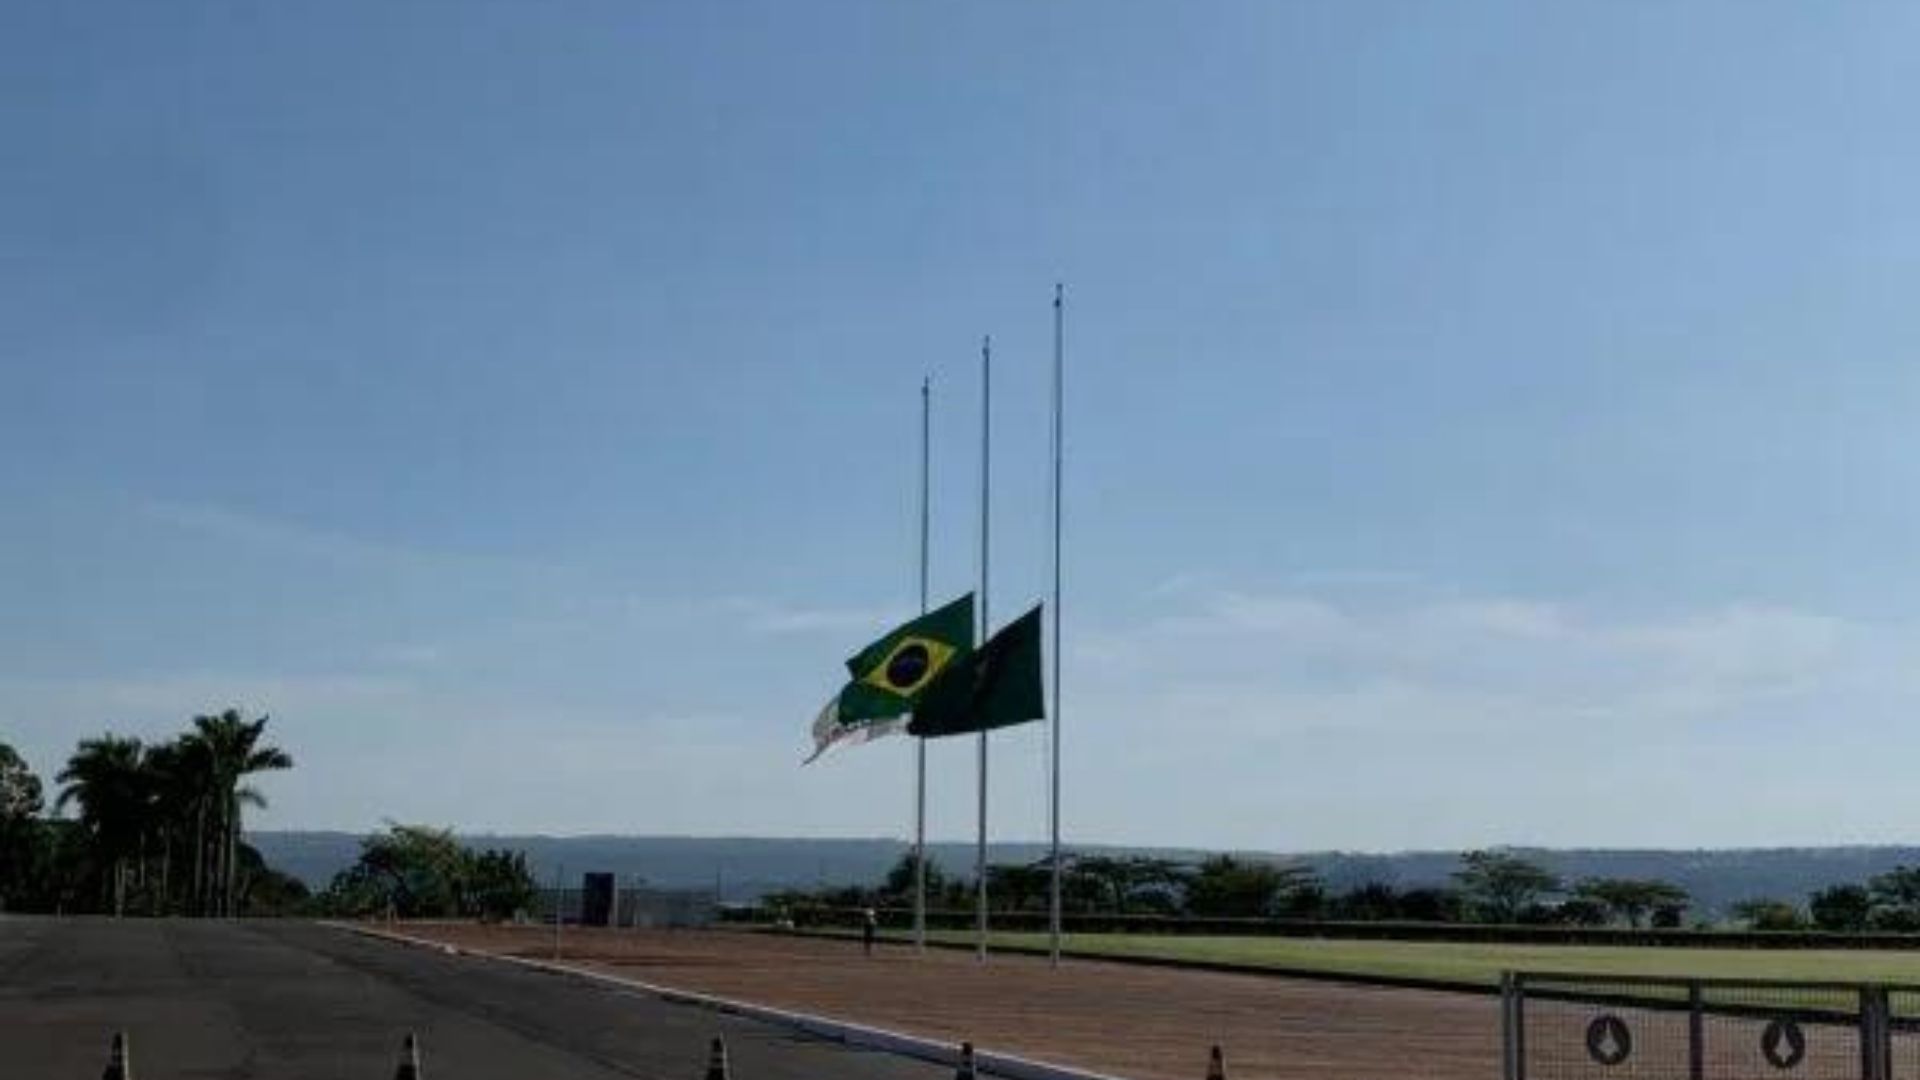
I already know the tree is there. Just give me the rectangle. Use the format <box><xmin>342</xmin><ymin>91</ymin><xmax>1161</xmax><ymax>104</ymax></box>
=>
<box><xmin>468</xmin><ymin>848</ymin><xmax>538</xmax><ymax>921</ymax></box>
<box><xmin>1731</xmin><ymin>898</ymin><xmax>1807</xmax><ymax>931</ymax></box>
<box><xmin>0</xmin><ymin>743</ymin><xmax>45</xmax><ymax>910</ymax></box>
<box><xmin>1331</xmin><ymin>882</ymin><xmax>1402</xmax><ymax>922</ymax></box>
<box><xmin>234</xmin><ymin>841</ymin><xmax>312</xmax><ymax>915</ymax></box>
<box><xmin>1453</xmin><ymin>851</ymin><xmax>1560</xmax><ymax>924</ymax></box>
<box><xmin>1274</xmin><ymin>878</ymin><xmax>1327</xmax><ymax>919</ymax></box>
<box><xmin>1066</xmin><ymin>855</ymin><xmax>1134</xmax><ymax>913</ymax></box>
<box><xmin>56</xmin><ymin>735</ymin><xmax>148</xmax><ymax>916</ymax></box>
<box><xmin>1</xmin><ymin>719</ymin><xmax>300</xmax><ymax>917</ymax></box>
<box><xmin>317</xmin><ymin>824</ymin><xmax>537</xmax><ymax>920</ymax></box>
<box><xmin>1184</xmin><ymin>856</ymin><xmax>1319</xmax><ymax>918</ymax></box>
<box><xmin>882</xmin><ymin>852</ymin><xmax>947</xmax><ymax>905</ymax></box>
<box><xmin>985</xmin><ymin>862</ymin><xmax>1052</xmax><ymax>912</ymax></box>
<box><xmin>1555</xmin><ymin>897</ymin><xmax>1610</xmax><ymax>926</ymax></box>
<box><xmin>1650</xmin><ymin>903</ymin><xmax>1686</xmax><ymax>929</ymax></box>
<box><xmin>1396</xmin><ymin>887</ymin><xmax>1464</xmax><ymax>923</ymax></box>
<box><xmin>1064</xmin><ymin>855</ymin><xmax>1191</xmax><ymax>915</ymax></box>
<box><xmin>1572</xmin><ymin>878</ymin><xmax>1690</xmax><ymax>929</ymax></box>
<box><xmin>141</xmin><ymin>738</ymin><xmax>202</xmax><ymax>916</ymax></box>
<box><xmin>1868</xmin><ymin>867</ymin><xmax>1920</xmax><ymax>931</ymax></box>
<box><xmin>1809</xmin><ymin>884</ymin><xmax>1873</xmax><ymax>932</ymax></box>
<box><xmin>358</xmin><ymin>823</ymin><xmax>470</xmax><ymax>917</ymax></box>
<box><xmin>0</xmin><ymin>742</ymin><xmax>41</xmax><ymax>823</ymax></box>
<box><xmin>188</xmin><ymin>710</ymin><xmax>293</xmax><ymax>917</ymax></box>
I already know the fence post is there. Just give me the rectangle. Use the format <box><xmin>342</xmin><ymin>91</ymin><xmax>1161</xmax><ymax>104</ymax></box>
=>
<box><xmin>1500</xmin><ymin>973</ymin><xmax>1516</xmax><ymax>1080</ymax></box>
<box><xmin>1861</xmin><ymin>986</ymin><xmax>1890</xmax><ymax>1080</ymax></box>
<box><xmin>1501</xmin><ymin>972</ymin><xmax>1526</xmax><ymax>1080</ymax></box>
<box><xmin>1688</xmin><ymin>981</ymin><xmax>1705</xmax><ymax>1080</ymax></box>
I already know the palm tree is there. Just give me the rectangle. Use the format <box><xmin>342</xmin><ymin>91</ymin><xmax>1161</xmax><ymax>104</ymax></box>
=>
<box><xmin>56</xmin><ymin>735</ymin><xmax>147</xmax><ymax>916</ymax></box>
<box><xmin>142</xmin><ymin>738</ymin><xmax>206</xmax><ymax>915</ymax></box>
<box><xmin>187</xmin><ymin>710</ymin><xmax>292</xmax><ymax>917</ymax></box>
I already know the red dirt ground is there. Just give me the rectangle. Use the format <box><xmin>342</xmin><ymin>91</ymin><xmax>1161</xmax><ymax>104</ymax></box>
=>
<box><xmin>393</xmin><ymin>923</ymin><xmax>1500</xmax><ymax>1080</ymax></box>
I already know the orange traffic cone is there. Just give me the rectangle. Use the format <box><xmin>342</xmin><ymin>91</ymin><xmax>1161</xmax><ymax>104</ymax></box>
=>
<box><xmin>1206</xmin><ymin>1044</ymin><xmax>1226</xmax><ymax>1080</ymax></box>
<box><xmin>704</xmin><ymin>1036</ymin><xmax>731</xmax><ymax>1080</ymax></box>
<box><xmin>393</xmin><ymin>1032</ymin><xmax>422</xmax><ymax>1080</ymax></box>
<box><xmin>102</xmin><ymin>1031</ymin><xmax>131</xmax><ymax>1080</ymax></box>
<box><xmin>954</xmin><ymin>1041</ymin><xmax>977</xmax><ymax>1080</ymax></box>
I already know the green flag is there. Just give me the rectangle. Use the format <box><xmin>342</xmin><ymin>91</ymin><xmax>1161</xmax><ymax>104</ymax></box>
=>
<box><xmin>806</xmin><ymin>594</ymin><xmax>976</xmax><ymax>762</ymax></box>
<box><xmin>909</xmin><ymin>603</ymin><xmax>1045</xmax><ymax>738</ymax></box>
<box><xmin>844</xmin><ymin>592</ymin><xmax>975</xmax><ymax>692</ymax></box>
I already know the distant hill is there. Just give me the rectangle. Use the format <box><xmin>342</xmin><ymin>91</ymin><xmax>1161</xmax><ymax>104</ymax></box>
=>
<box><xmin>249</xmin><ymin>831</ymin><xmax>1920</xmax><ymax>917</ymax></box>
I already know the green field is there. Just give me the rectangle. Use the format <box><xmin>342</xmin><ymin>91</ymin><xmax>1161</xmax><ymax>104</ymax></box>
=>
<box><xmin>899</xmin><ymin>931</ymin><xmax>1920</xmax><ymax>988</ymax></box>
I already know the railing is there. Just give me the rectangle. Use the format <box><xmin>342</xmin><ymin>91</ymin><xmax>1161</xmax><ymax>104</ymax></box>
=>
<box><xmin>732</xmin><ymin>903</ymin><xmax>1920</xmax><ymax>950</ymax></box>
<box><xmin>1502</xmin><ymin>971</ymin><xmax>1920</xmax><ymax>1080</ymax></box>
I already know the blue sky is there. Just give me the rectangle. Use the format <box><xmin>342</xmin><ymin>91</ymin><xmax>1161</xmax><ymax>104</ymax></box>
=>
<box><xmin>5</xmin><ymin>2</ymin><xmax>1920</xmax><ymax>851</ymax></box>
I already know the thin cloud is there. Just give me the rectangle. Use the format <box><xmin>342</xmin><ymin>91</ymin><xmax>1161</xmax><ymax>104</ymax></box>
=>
<box><xmin>1080</xmin><ymin>585</ymin><xmax>1912</xmax><ymax>739</ymax></box>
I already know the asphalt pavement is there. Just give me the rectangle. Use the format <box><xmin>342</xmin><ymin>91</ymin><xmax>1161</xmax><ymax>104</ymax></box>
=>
<box><xmin>0</xmin><ymin>916</ymin><xmax>953</xmax><ymax>1080</ymax></box>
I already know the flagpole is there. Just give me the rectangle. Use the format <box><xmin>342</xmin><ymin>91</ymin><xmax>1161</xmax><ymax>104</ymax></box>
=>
<box><xmin>976</xmin><ymin>334</ymin><xmax>992</xmax><ymax>964</ymax></box>
<box><xmin>1048</xmin><ymin>283</ymin><xmax>1065</xmax><ymax>966</ymax></box>
<box><xmin>914</xmin><ymin>375</ymin><xmax>931</xmax><ymax>953</ymax></box>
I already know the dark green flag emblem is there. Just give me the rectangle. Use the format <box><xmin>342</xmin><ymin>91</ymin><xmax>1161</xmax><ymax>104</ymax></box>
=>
<box><xmin>909</xmin><ymin>603</ymin><xmax>1045</xmax><ymax>739</ymax></box>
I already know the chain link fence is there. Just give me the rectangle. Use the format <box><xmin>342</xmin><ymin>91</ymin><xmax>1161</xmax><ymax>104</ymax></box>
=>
<box><xmin>1505</xmin><ymin>973</ymin><xmax>1907</xmax><ymax>1080</ymax></box>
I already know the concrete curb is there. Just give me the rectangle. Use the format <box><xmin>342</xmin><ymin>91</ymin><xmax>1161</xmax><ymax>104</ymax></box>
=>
<box><xmin>322</xmin><ymin>921</ymin><xmax>1135</xmax><ymax>1080</ymax></box>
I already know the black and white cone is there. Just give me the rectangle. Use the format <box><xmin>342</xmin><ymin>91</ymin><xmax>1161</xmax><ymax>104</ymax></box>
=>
<box><xmin>102</xmin><ymin>1031</ymin><xmax>131</xmax><ymax>1080</ymax></box>
<box><xmin>394</xmin><ymin>1032</ymin><xmax>423</xmax><ymax>1080</ymax></box>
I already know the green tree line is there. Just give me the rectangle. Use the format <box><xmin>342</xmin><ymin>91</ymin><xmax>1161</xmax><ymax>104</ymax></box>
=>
<box><xmin>768</xmin><ymin>849</ymin><xmax>1663</xmax><ymax>925</ymax></box>
<box><xmin>770</xmin><ymin>847</ymin><xmax>1920</xmax><ymax>933</ymax></box>
<box><xmin>0</xmin><ymin>712</ymin><xmax>303</xmax><ymax>916</ymax></box>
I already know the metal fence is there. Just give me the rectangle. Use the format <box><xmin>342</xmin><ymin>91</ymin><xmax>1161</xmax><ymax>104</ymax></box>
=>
<box><xmin>1502</xmin><ymin>972</ymin><xmax>1920</xmax><ymax>1080</ymax></box>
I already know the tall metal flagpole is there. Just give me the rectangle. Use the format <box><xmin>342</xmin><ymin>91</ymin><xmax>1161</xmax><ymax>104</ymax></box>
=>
<box><xmin>976</xmin><ymin>335</ymin><xmax>992</xmax><ymax>963</ymax></box>
<box><xmin>914</xmin><ymin>376</ymin><xmax>931</xmax><ymax>952</ymax></box>
<box><xmin>1048</xmin><ymin>283</ymin><xmax>1065</xmax><ymax>966</ymax></box>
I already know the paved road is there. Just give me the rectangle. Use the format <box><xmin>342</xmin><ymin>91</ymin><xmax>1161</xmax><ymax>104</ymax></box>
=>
<box><xmin>0</xmin><ymin>917</ymin><xmax>953</xmax><ymax>1079</ymax></box>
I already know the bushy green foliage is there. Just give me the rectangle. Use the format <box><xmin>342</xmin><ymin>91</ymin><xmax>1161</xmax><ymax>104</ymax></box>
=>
<box><xmin>1185</xmin><ymin>855</ymin><xmax>1321</xmax><ymax>918</ymax></box>
<box><xmin>1555</xmin><ymin>897</ymin><xmax>1610</xmax><ymax>926</ymax></box>
<box><xmin>1868</xmin><ymin>867</ymin><xmax>1920</xmax><ymax>931</ymax></box>
<box><xmin>1574</xmin><ymin>878</ymin><xmax>1691</xmax><ymax>928</ymax></box>
<box><xmin>1731</xmin><ymin>898</ymin><xmax>1808</xmax><ymax>931</ymax></box>
<box><xmin>882</xmin><ymin>852</ymin><xmax>946</xmax><ymax>903</ymax></box>
<box><xmin>0</xmin><ymin>718</ymin><xmax>296</xmax><ymax>916</ymax></box>
<box><xmin>316</xmin><ymin>824</ymin><xmax>539</xmax><ymax>920</ymax></box>
<box><xmin>0</xmin><ymin>743</ymin><xmax>45</xmax><ymax>910</ymax></box>
<box><xmin>1453</xmin><ymin>850</ymin><xmax>1561</xmax><ymax>923</ymax></box>
<box><xmin>1810</xmin><ymin>884</ymin><xmax>1873</xmax><ymax>932</ymax></box>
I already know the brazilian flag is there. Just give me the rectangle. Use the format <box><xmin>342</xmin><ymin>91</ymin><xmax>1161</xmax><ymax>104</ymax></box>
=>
<box><xmin>909</xmin><ymin>603</ymin><xmax>1045</xmax><ymax>738</ymax></box>
<box><xmin>806</xmin><ymin>594</ymin><xmax>975</xmax><ymax>762</ymax></box>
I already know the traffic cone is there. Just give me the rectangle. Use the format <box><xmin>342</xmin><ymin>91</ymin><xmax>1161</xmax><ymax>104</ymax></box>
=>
<box><xmin>101</xmin><ymin>1031</ymin><xmax>131</xmax><ymax>1080</ymax></box>
<box><xmin>704</xmin><ymin>1036</ymin><xmax>731</xmax><ymax>1080</ymax></box>
<box><xmin>954</xmin><ymin>1041</ymin><xmax>977</xmax><ymax>1080</ymax></box>
<box><xmin>394</xmin><ymin>1032</ymin><xmax>422</xmax><ymax>1080</ymax></box>
<box><xmin>1205</xmin><ymin>1044</ymin><xmax>1225</xmax><ymax>1080</ymax></box>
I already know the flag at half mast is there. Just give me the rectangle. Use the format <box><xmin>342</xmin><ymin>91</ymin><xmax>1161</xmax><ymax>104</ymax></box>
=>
<box><xmin>909</xmin><ymin>602</ymin><xmax>1045</xmax><ymax>738</ymax></box>
<box><xmin>806</xmin><ymin>593</ymin><xmax>975</xmax><ymax>762</ymax></box>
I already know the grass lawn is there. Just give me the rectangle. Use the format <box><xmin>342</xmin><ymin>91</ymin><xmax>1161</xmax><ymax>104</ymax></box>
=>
<box><xmin>896</xmin><ymin>930</ymin><xmax>1920</xmax><ymax>989</ymax></box>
